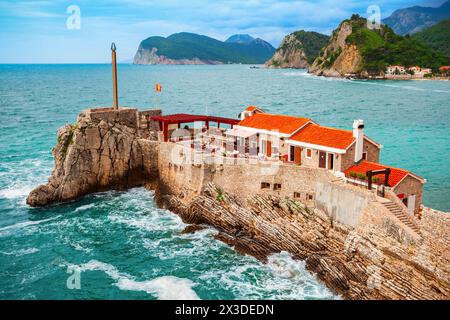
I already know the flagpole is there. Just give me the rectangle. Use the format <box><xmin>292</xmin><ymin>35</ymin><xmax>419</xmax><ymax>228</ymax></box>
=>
<box><xmin>111</xmin><ymin>43</ymin><xmax>118</xmax><ymax>111</ymax></box>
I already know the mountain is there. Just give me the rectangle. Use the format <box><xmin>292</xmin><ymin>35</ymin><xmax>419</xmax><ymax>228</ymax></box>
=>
<box><xmin>225</xmin><ymin>34</ymin><xmax>255</xmax><ymax>44</ymax></box>
<box><xmin>382</xmin><ymin>0</ymin><xmax>450</xmax><ymax>35</ymax></box>
<box><xmin>265</xmin><ymin>31</ymin><xmax>329</xmax><ymax>68</ymax></box>
<box><xmin>412</xmin><ymin>19</ymin><xmax>450</xmax><ymax>58</ymax></box>
<box><xmin>133</xmin><ymin>32</ymin><xmax>275</xmax><ymax>65</ymax></box>
<box><xmin>309</xmin><ymin>14</ymin><xmax>448</xmax><ymax>77</ymax></box>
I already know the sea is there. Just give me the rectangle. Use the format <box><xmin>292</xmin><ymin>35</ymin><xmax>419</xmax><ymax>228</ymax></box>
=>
<box><xmin>0</xmin><ymin>64</ymin><xmax>449</xmax><ymax>299</ymax></box>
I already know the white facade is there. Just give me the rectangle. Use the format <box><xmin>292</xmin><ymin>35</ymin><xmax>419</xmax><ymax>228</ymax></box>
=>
<box><xmin>386</xmin><ymin>65</ymin><xmax>405</xmax><ymax>74</ymax></box>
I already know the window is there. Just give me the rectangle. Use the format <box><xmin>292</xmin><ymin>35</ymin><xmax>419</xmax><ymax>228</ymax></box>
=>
<box><xmin>306</xmin><ymin>193</ymin><xmax>314</xmax><ymax>200</ymax></box>
<box><xmin>362</xmin><ymin>152</ymin><xmax>367</xmax><ymax>160</ymax></box>
<box><xmin>306</xmin><ymin>148</ymin><xmax>312</xmax><ymax>159</ymax></box>
<box><xmin>261</xmin><ymin>182</ymin><xmax>270</xmax><ymax>189</ymax></box>
<box><xmin>272</xmin><ymin>146</ymin><xmax>279</xmax><ymax>155</ymax></box>
<box><xmin>294</xmin><ymin>192</ymin><xmax>301</xmax><ymax>199</ymax></box>
<box><xmin>289</xmin><ymin>145</ymin><xmax>295</xmax><ymax>162</ymax></box>
<box><xmin>273</xmin><ymin>183</ymin><xmax>282</xmax><ymax>191</ymax></box>
<box><xmin>261</xmin><ymin>140</ymin><xmax>267</xmax><ymax>155</ymax></box>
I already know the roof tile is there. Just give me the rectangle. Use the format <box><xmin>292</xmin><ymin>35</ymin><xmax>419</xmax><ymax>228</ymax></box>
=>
<box><xmin>238</xmin><ymin>113</ymin><xmax>310</xmax><ymax>135</ymax></box>
<box><xmin>344</xmin><ymin>160</ymin><xmax>412</xmax><ymax>187</ymax></box>
<box><xmin>290</xmin><ymin>123</ymin><xmax>355</xmax><ymax>150</ymax></box>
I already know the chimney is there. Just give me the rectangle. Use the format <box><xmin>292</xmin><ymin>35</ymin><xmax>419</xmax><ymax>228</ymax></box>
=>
<box><xmin>353</xmin><ymin>119</ymin><xmax>364</xmax><ymax>162</ymax></box>
<box><xmin>240</xmin><ymin>111</ymin><xmax>251</xmax><ymax>120</ymax></box>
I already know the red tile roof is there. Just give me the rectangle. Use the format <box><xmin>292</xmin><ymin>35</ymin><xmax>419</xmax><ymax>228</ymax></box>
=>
<box><xmin>245</xmin><ymin>106</ymin><xmax>259</xmax><ymax>111</ymax></box>
<box><xmin>344</xmin><ymin>160</ymin><xmax>418</xmax><ymax>187</ymax></box>
<box><xmin>289</xmin><ymin>123</ymin><xmax>355</xmax><ymax>150</ymax></box>
<box><xmin>238</xmin><ymin>113</ymin><xmax>311</xmax><ymax>135</ymax></box>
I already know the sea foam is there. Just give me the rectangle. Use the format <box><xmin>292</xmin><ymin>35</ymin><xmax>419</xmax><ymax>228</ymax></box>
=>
<box><xmin>0</xmin><ymin>186</ymin><xmax>33</xmax><ymax>199</ymax></box>
<box><xmin>72</xmin><ymin>260</ymin><xmax>199</xmax><ymax>300</ymax></box>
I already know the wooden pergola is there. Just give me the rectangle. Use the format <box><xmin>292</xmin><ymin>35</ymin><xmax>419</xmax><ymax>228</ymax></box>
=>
<box><xmin>150</xmin><ymin>113</ymin><xmax>239</xmax><ymax>142</ymax></box>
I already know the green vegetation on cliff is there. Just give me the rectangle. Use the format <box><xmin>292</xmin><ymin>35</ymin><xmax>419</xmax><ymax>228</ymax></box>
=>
<box><xmin>345</xmin><ymin>15</ymin><xmax>448</xmax><ymax>73</ymax></box>
<box><xmin>138</xmin><ymin>32</ymin><xmax>275</xmax><ymax>64</ymax></box>
<box><xmin>279</xmin><ymin>31</ymin><xmax>329</xmax><ymax>64</ymax></box>
<box><xmin>412</xmin><ymin>19</ymin><xmax>450</xmax><ymax>59</ymax></box>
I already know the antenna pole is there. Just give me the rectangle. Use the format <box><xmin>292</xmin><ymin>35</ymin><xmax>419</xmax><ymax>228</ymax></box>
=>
<box><xmin>111</xmin><ymin>43</ymin><xmax>118</xmax><ymax>110</ymax></box>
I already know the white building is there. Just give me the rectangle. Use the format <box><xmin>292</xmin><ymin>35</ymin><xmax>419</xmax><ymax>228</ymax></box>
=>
<box><xmin>386</xmin><ymin>65</ymin><xmax>405</xmax><ymax>75</ymax></box>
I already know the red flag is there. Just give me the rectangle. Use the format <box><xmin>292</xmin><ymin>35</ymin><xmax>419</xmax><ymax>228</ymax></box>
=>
<box><xmin>155</xmin><ymin>83</ymin><xmax>162</xmax><ymax>92</ymax></box>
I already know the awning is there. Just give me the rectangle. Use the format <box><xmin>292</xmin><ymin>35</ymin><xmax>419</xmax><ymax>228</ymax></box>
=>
<box><xmin>225</xmin><ymin>127</ymin><xmax>255</xmax><ymax>138</ymax></box>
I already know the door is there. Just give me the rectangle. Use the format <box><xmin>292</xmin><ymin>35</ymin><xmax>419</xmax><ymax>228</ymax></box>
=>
<box><xmin>328</xmin><ymin>153</ymin><xmax>334</xmax><ymax>170</ymax></box>
<box><xmin>319</xmin><ymin>151</ymin><xmax>326</xmax><ymax>168</ymax></box>
<box><xmin>266</xmin><ymin>140</ymin><xmax>272</xmax><ymax>157</ymax></box>
<box><xmin>289</xmin><ymin>145</ymin><xmax>295</xmax><ymax>162</ymax></box>
<box><xmin>294</xmin><ymin>146</ymin><xmax>301</xmax><ymax>165</ymax></box>
<box><xmin>407</xmin><ymin>195</ymin><xmax>416</xmax><ymax>213</ymax></box>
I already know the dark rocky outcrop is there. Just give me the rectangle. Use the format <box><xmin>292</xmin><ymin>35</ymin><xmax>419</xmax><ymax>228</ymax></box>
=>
<box><xmin>265</xmin><ymin>31</ymin><xmax>329</xmax><ymax>68</ymax></box>
<box><xmin>162</xmin><ymin>183</ymin><xmax>450</xmax><ymax>300</ymax></box>
<box><xmin>309</xmin><ymin>19</ymin><xmax>363</xmax><ymax>77</ymax></box>
<box><xmin>26</xmin><ymin>109</ymin><xmax>158</xmax><ymax>206</ymax></box>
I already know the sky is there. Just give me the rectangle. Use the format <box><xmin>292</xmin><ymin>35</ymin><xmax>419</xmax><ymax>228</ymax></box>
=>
<box><xmin>0</xmin><ymin>0</ymin><xmax>444</xmax><ymax>63</ymax></box>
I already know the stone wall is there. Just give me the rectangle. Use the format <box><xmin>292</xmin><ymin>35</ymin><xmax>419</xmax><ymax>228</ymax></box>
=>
<box><xmin>82</xmin><ymin>107</ymin><xmax>139</xmax><ymax>129</ymax></box>
<box><xmin>157</xmin><ymin>142</ymin><xmax>206</xmax><ymax>199</ymax></box>
<box><xmin>157</xmin><ymin>142</ymin><xmax>384</xmax><ymax>228</ymax></box>
<box><xmin>138</xmin><ymin>109</ymin><xmax>162</xmax><ymax>139</ymax></box>
<box><xmin>340</xmin><ymin>137</ymin><xmax>380</xmax><ymax>172</ymax></box>
<box><xmin>315</xmin><ymin>180</ymin><xmax>372</xmax><ymax>227</ymax></box>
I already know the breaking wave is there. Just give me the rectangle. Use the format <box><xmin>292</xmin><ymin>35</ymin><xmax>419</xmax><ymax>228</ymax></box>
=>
<box><xmin>0</xmin><ymin>217</ymin><xmax>58</xmax><ymax>235</ymax></box>
<box><xmin>0</xmin><ymin>186</ymin><xmax>33</xmax><ymax>200</ymax></box>
<box><xmin>70</xmin><ymin>260</ymin><xmax>199</xmax><ymax>300</ymax></box>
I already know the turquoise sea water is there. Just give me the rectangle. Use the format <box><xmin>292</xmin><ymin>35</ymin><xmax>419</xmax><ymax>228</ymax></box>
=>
<box><xmin>0</xmin><ymin>64</ymin><xmax>449</xmax><ymax>299</ymax></box>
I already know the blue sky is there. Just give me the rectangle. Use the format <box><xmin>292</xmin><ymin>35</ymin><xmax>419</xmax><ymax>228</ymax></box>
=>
<box><xmin>0</xmin><ymin>0</ymin><xmax>443</xmax><ymax>63</ymax></box>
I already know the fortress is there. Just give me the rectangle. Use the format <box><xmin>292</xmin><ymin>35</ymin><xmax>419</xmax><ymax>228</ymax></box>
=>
<box><xmin>26</xmin><ymin>106</ymin><xmax>450</xmax><ymax>300</ymax></box>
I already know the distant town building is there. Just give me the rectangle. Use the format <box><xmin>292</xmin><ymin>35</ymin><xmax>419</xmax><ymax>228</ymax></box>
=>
<box><xmin>408</xmin><ymin>66</ymin><xmax>432</xmax><ymax>77</ymax></box>
<box><xmin>439</xmin><ymin>66</ymin><xmax>450</xmax><ymax>75</ymax></box>
<box><xmin>386</xmin><ymin>65</ymin><xmax>405</xmax><ymax>75</ymax></box>
<box><xmin>408</xmin><ymin>66</ymin><xmax>421</xmax><ymax>74</ymax></box>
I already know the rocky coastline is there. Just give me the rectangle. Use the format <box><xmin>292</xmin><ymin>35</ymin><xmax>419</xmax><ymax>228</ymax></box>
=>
<box><xmin>133</xmin><ymin>47</ymin><xmax>223</xmax><ymax>65</ymax></box>
<box><xmin>27</xmin><ymin>108</ymin><xmax>450</xmax><ymax>300</ymax></box>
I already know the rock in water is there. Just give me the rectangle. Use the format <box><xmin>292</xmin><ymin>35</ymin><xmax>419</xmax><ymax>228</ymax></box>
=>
<box><xmin>26</xmin><ymin>109</ymin><xmax>157</xmax><ymax>206</ymax></box>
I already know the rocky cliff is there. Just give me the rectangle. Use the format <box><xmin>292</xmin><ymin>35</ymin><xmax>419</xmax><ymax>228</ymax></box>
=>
<box><xmin>309</xmin><ymin>20</ymin><xmax>363</xmax><ymax>77</ymax></box>
<box><xmin>309</xmin><ymin>14</ymin><xmax>447</xmax><ymax>77</ymax></box>
<box><xmin>26</xmin><ymin>108</ymin><xmax>158</xmax><ymax>206</ymax></box>
<box><xmin>265</xmin><ymin>34</ymin><xmax>308</xmax><ymax>69</ymax></box>
<box><xmin>165</xmin><ymin>183</ymin><xmax>450</xmax><ymax>300</ymax></box>
<box><xmin>134</xmin><ymin>47</ymin><xmax>223</xmax><ymax>65</ymax></box>
<box><xmin>266</xmin><ymin>31</ymin><xmax>329</xmax><ymax>68</ymax></box>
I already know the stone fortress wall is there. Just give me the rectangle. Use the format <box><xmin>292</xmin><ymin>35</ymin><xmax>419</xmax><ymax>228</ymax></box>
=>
<box><xmin>156</xmin><ymin>140</ymin><xmax>406</xmax><ymax>231</ymax></box>
<box><xmin>75</xmin><ymin>107</ymin><xmax>420</xmax><ymax>235</ymax></box>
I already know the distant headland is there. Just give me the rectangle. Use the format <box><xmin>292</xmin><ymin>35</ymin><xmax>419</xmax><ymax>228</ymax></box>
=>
<box><xmin>133</xmin><ymin>32</ymin><xmax>275</xmax><ymax>65</ymax></box>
